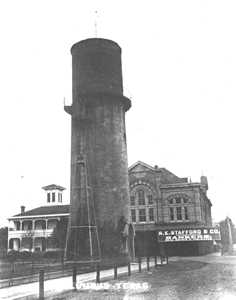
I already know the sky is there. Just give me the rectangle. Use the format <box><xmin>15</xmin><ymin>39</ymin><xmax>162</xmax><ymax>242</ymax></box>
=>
<box><xmin>0</xmin><ymin>0</ymin><xmax>236</xmax><ymax>226</ymax></box>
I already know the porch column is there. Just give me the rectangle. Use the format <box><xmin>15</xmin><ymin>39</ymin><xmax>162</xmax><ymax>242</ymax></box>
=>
<box><xmin>32</xmin><ymin>219</ymin><xmax>35</xmax><ymax>230</ymax></box>
<box><xmin>32</xmin><ymin>237</ymin><xmax>35</xmax><ymax>251</ymax></box>
<box><xmin>19</xmin><ymin>237</ymin><xmax>22</xmax><ymax>251</ymax></box>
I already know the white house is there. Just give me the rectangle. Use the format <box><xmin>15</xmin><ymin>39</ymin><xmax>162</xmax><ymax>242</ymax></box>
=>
<box><xmin>8</xmin><ymin>184</ymin><xmax>69</xmax><ymax>252</ymax></box>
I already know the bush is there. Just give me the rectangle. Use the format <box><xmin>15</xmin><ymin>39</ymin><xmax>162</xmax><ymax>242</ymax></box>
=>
<box><xmin>31</xmin><ymin>251</ymin><xmax>43</xmax><ymax>260</ymax></box>
<box><xmin>18</xmin><ymin>250</ymin><xmax>32</xmax><ymax>259</ymax></box>
<box><xmin>7</xmin><ymin>250</ymin><xmax>19</xmax><ymax>261</ymax></box>
<box><xmin>43</xmin><ymin>250</ymin><xmax>63</xmax><ymax>259</ymax></box>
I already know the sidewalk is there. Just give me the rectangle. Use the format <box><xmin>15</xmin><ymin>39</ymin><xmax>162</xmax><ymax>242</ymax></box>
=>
<box><xmin>2</xmin><ymin>253</ymin><xmax>235</xmax><ymax>300</ymax></box>
<box><xmin>175</xmin><ymin>252</ymin><xmax>236</xmax><ymax>265</ymax></box>
<box><xmin>0</xmin><ymin>259</ymin><xmax>157</xmax><ymax>300</ymax></box>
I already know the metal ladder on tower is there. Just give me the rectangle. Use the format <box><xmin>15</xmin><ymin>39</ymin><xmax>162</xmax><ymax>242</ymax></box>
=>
<box><xmin>64</xmin><ymin>154</ymin><xmax>101</xmax><ymax>263</ymax></box>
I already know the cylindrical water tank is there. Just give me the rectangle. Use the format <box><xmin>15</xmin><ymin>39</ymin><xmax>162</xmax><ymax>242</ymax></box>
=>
<box><xmin>71</xmin><ymin>38</ymin><xmax>123</xmax><ymax>98</ymax></box>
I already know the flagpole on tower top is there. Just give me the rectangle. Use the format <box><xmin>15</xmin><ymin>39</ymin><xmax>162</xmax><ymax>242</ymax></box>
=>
<box><xmin>94</xmin><ymin>10</ymin><xmax>98</xmax><ymax>37</ymax></box>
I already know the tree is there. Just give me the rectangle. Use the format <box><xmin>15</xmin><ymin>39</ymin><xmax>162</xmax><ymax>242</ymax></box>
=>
<box><xmin>51</xmin><ymin>217</ymin><xmax>68</xmax><ymax>263</ymax></box>
<box><xmin>219</xmin><ymin>217</ymin><xmax>235</xmax><ymax>253</ymax></box>
<box><xmin>0</xmin><ymin>227</ymin><xmax>8</xmax><ymax>256</ymax></box>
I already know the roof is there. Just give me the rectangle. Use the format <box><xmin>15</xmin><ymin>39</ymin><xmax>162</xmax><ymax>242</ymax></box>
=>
<box><xmin>11</xmin><ymin>205</ymin><xmax>70</xmax><ymax>218</ymax></box>
<box><xmin>42</xmin><ymin>184</ymin><xmax>66</xmax><ymax>191</ymax></box>
<box><xmin>128</xmin><ymin>161</ymin><xmax>189</xmax><ymax>185</ymax></box>
<box><xmin>159</xmin><ymin>168</ymin><xmax>188</xmax><ymax>184</ymax></box>
<box><xmin>128</xmin><ymin>161</ymin><xmax>158</xmax><ymax>172</ymax></box>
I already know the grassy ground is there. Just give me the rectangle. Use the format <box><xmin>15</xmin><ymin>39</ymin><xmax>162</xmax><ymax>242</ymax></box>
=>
<box><xmin>43</xmin><ymin>260</ymin><xmax>236</xmax><ymax>300</ymax></box>
<box><xmin>0</xmin><ymin>257</ymin><xmax>129</xmax><ymax>287</ymax></box>
<box><xmin>0</xmin><ymin>259</ymin><xmax>66</xmax><ymax>280</ymax></box>
<box><xmin>0</xmin><ymin>256</ymin><xmax>130</xmax><ymax>281</ymax></box>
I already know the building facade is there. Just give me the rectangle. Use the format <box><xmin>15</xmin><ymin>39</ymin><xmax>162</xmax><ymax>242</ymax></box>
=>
<box><xmin>8</xmin><ymin>162</ymin><xmax>213</xmax><ymax>255</ymax></box>
<box><xmin>129</xmin><ymin>161</ymin><xmax>213</xmax><ymax>256</ymax></box>
<box><xmin>8</xmin><ymin>185</ymin><xmax>68</xmax><ymax>252</ymax></box>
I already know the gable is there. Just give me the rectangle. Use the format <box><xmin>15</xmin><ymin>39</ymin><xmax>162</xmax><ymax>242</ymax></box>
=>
<box><xmin>129</xmin><ymin>161</ymin><xmax>156</xmax><ymax>173</ymax></box>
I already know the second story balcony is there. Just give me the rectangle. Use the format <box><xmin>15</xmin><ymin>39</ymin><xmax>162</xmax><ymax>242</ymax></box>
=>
<box><xmin>8</xmin><ymin>228</ymin><xmax>54</xmax><ymax>239</ymax></box>
<box><xmin>9</xmin><ymin>218</ymin><xmax>61</xmax><ymax>234</ymax></box>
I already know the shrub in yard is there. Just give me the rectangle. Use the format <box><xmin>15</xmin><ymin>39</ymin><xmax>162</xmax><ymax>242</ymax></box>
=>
<box><xmin>7</xmin><ymin>250</ymin><xmax>19</xmax><ymax>261</ymax></box>
<box><xmin>43</xmin><ymin>250</ymin><xmax>62</xmax><ymax>259</ymax></box>
<box><xmin>31</xmin><ymin>251</ymin><xmax>43</xmax><ymax>261</ymax></box>
<box><xmin>18</xmin><ymin>250</ymin><xmax>32</xmax><ymax>259</ymax></box>
<box><xmin>0</xmin><ymin>227</ymin><xmax>8</xmax><ymax>256</ymax></box>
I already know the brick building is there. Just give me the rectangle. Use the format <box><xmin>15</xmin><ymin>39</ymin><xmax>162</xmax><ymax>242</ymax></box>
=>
<box><xmin>129</xmin><ymin>161</ymin><xmax>213</xmax><ymax>256</ymax></box>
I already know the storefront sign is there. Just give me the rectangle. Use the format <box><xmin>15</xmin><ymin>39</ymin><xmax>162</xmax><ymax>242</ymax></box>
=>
<box><xmin>157</xmin><ymin>228</ymin><xmax>221</xmax><ymax>242</ymax></box>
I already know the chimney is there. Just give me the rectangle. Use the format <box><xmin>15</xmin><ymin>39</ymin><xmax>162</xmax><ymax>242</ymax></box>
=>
<box><xmin>21</xmin><ymin>205</ymin><xmax>25</xmax><ymax>214</ymax></box>
<box><xmin>201</xmin><ymin>176</ymin><xmax>208</xmax><ymax>190</ymax></box>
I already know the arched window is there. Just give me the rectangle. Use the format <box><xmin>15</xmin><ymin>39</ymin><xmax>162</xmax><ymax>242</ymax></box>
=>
<box><xmin>149</xmin><ymin>208</ymin><xmax>154</xmax><ymax>221</ymax></box>
<box><xmin>129</xmin><ymin>183</ymin><xmax>157</xmax><ymax>223</ymax></box>
<box><xmin>167</xmin><ymin>194</ymin><xmax>190</xmax><ymax>222</ymax></box>
<box><xmin>176</xmin><ymin>207</ymin><xmax>182</xmax><ymax>220</ymax></box>
<box><xmin>138</xmin><ymin>190</ymin><xmax>145</xmax><ymax>205</ymax></box>
<box><xmin>139</xmin><ymin>209</ymin><xmax>146</xmax><ymax>222</ymax></box>
<box><xmin>175</xmin><ymin>196</ymin><xmax>181</xmax><ymax>204</ymax></box>
<box><xmin>148</xmin><ymin>194</ymin><xmax>153</xmax><ymax>204</ymax></box>
<box><xmin>183</xmin><ymin>198</ymin><xmax>188</xmax><ymax>204</ymax></box>
<box><xmin>130</xmin><ymin>196</ymin><xmax>135</xmax><ymax>206</ymax></box>
<box><xmin>131</xmin><ymin>209</ymin><xmax>136</xmax><ymax>222</ymax></box>
<box><xmin>169</xmin><ymin>207</ymin><xmax>174</xmax><ymax>221</ymax></box>
<box><xmin>184</xmin><ymin>207</ymin><xmax>189</xmax><ymax>220</ymax></box>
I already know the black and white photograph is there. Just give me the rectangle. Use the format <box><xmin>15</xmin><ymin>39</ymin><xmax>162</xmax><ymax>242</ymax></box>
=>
<box><xmin>0</xmin><ymin>1</ymin><xmax>236</xmax><ymax>299</ymax></box>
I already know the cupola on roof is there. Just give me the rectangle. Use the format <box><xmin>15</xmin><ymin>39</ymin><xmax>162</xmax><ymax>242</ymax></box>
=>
<box><xmin>42</xmin><ymin>184</ymin><xmax>66</xmax><ymax>191</ymax></box>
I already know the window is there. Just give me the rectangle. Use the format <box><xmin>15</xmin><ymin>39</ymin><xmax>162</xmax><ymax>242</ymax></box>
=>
<box><xmin>130</xmin><ymin>196</ymin><xmax>135</xmax><ymax>206</ymax></box>
<box><xmin>176</xmin><ymin>207</ymin><xmax>182</xmax><ymax>220</ymax></box>
<box><xmin>184</xmin><ymin>207</ymin><xmax>188</xmax><ymax>220</ymax></box>
<box><xmin>130</xmin><ymin>185</ymin><xmax>157</xmax><ymax>224</ymax></box>
<box><xmin>52</xmin><ymin>192</ymin><xmax>55</xmax><ymax>202</ymax></box>
<box><xmin>149</xmin><ymin>208</ymin><xmax>154</xmax><ymax>221</ymax></box>
<box><xmin>170</xmin><ymin>207</ymin><xmax>174</xmax><ymax>221</ymax></box>
<box><xmin>58</xmin><ymin>193</ymin><xmax>62</xmax><ymax>203</ymax></box>
<box><xmin>48</xmin><ymin>220</ymin><xmax>57</xmax><ymax>229</ymax></box>
<box><xmin>168</xmin><ymin>195</ymin><xmax>190</xmax><ymax>222</ymax></box>
<box><xmin>148</xmin><ymin>195</ymin><xmax>153</xmax><ymax>204</ymax></box>
<box><xmin>138</xmin><ymin>190</ymin><xmax>145</xmax><ymax>205</ymax></box>
<box><xmin>131</xmin><ymin>209</ymin><xmax>136</xmax><ymax>222</ymax></box>
<box><xmin>47</xmin><ymin>193</ymin><xmax>50</xmax><ymax>203</ymax></box>
<box><xmin>15</xmin><ymin>222</ymin><xmax>20</xmax><ymax>230</ymax></box>
<box><xmin>139</xmin><ymin>209</ymin><xmax>146</xmax><ymax>222</ymax></box>
<box><xmin>176</xmin><ymin>197</ymin><xmax>181</xmax><ymax>204</ymax></box>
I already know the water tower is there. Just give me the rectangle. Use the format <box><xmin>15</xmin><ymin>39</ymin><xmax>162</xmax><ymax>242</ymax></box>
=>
<box><xmin>64</xmin><ymin>38</ymin><xmax>133</xmax><ymax>263</ymax></box>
